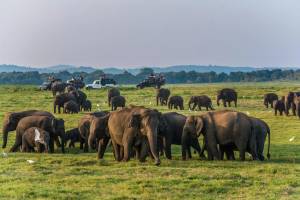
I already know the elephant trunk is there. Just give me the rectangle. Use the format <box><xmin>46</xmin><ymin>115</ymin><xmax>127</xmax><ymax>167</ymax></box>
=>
<box><xmin>2</xmin><ymin>128</ymin><xmax>8</xmax><ymax>148</ymax></box>
<box><xmin>147</xmin><ymin>130</ymin><xmax>160</xmax><ymax>166</ymax></box>
<box><xmin>88</xmin><ymin>131</ymin><xmax>96</xmax><ymax>150</ymax></box>
<box><xmin>216</xmin><ymin>96</ymin><xmax>220</xmax><ymax>106</ymax></box>
<box><xmin>267</xmin><ymin>128</ymin><xmax>271</xmax><ymax>160</ymax></box>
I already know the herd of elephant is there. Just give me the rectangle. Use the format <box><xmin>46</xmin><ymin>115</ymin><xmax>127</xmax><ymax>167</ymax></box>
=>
<box><xmin>264</xmin><ymin>92</ymin><xmax>300</xmax><ymax>117</ymax></box>
<box><xmin>2</xmin><ymin>87</ymin><xmax>272</xmax><ymax>166</ymax></box>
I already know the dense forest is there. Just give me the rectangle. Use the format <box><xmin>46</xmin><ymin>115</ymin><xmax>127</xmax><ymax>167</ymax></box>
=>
<box><xmin>0</xmin><ymin>68</ymin><xmax>299</xmax><ymax>85</ymax></box>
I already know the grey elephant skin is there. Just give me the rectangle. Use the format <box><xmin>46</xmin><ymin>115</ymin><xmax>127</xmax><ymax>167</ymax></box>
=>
<box><xmin>10</xmin><ymin>116</ymin><xmax>65</xmax><ymax>153</ymax></box>
<box><xmin>21</xmin><ymin>127</ymin><xmax>50</xmax><ymax>153</ymax></box>
<box><xmin>182</xmin><ymin>110</ymin><xmax>254</xmax><ymax>160</ymax></box>
<box><xmin>2</xmin><ymin>110</ymin><xmax>54</xmax><ymax>149</ymax></box>
<box><xmin>108</xmin><ymin>107</ymin><xmax>161</xmax><ymax>165</ymax></box>
<box><xmin>216</xmin><ymin>88</ymin><xmax>237</xmax><ymax>107</ymax></box>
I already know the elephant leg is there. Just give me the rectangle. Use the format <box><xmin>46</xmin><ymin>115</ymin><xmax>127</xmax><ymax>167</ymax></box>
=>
<box><xmin>234</xmin><ymin>100</ymin><xmax>237</xmax><ymax>107</ymax></box>
<box><xmin>275</xmin><ymin>109</ymin><xmax>277</xmax><ymax>116</ymax></box>
<box><xmin>80</xmin><ymin>140</ymin><xmax>84</xmax><ymax>149</ymax></box>
<box><xmin>223</xmin><ymin>100</ymin><xmax>226</xmax><ymax>107</ymax></box>
<box><xmin>98</xmin><ymin>137</ymin><xmax>110</xmax><ymax>159</ymax></box>
<box><xmin>84</xmin><ymin>136</ymin><xmax>89</xmax><ymax>152</ymax></box>
<box><xmin>49</xmin><ymin>137</ymin><xmax>55</xmax><ymax>153</ymax></box>
<box><xmin>122</xmin><ymin>135</ymin><xmax>134</xmax><ymax>162</ymax></box>
<box><xmin>192</xmin><ymin>103</ymin><xmax>197</xmax><ymax>111</ymax></box>
<box><xmin>164</xmin><ymin>138</ymin><xmax>172</xmax><ymax>160</ymax></box>
<box><xmin>206</xmin><ymin>136</ymin><xmax>220</xmax><ymax>160</ymax></box>
<box><xmin>228</xmin><ymin>101</ymin><xmax>231</xmax><ymax>107</ymax></box>
<box><xmin>111</xmin><ymin>140</ymin><xmax>122</xmax><ymax>161</ymax></box>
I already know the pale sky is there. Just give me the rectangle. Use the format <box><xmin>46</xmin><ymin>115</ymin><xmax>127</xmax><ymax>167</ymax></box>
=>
<box><xmin>0</xmin><ymin>0</ymin><xmax>299</xmax><ymax>68</ymax></box>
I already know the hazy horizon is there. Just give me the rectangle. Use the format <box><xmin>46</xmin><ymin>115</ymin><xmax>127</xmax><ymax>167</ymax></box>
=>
<box><xmin>0</xmin><ymin>0</ymin><xmax>299</xmax><ymax>68</ymax></box>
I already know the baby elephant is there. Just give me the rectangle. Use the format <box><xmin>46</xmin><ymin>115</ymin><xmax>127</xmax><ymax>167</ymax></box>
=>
<box><xmin>273</xmin><ymin>96</ymin><xmax>285</xmax><ymax>116</ymax></box>
<box><xmin>65</xmin><ymin>128</ymin><xmax>84</xmax><ymax>148</ymax></box>
<box><xmin>64</xmin><ymin>100</ymin><xmax>80</xmax><ymax>114</ymax></box>
<box><xmin>111</xmin><ymin>95</ymin><xmax>126</xmax><ymax>111</ymax></box>
<box><xmin>81</xmin><ymin>99</ymin><xmax>92</xmax><ymax>111</ymax></box>
<box><xmin>22</xmin><ymin>127</ymin><xmax>50</xmax><ymax>153</ymax></box>
<box><xmin>168</xmin><ymin>95</ymin><xmax>184</xmax><ymax>110</ymax></box>
<box><xmin>188</xmin><ymin>95</ymin><xmax>214</xmax><ymax>111</ymax></box>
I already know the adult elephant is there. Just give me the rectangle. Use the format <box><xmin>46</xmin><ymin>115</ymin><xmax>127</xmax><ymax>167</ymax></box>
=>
<box><xmin>2</xmin><ymin>110</ymin><xmax>54</xmax><ymax>149</ymax></box>
<box><xmin>108</xmin><ymin>88</ymin><xmax>120</xmax><ymax>106</ymax></box>
<box><xmin>108</xmin><ymin>107</ymin><xmax>161</xmax><ymax>165</ymax></box>
<box><xmin>10</xmin><ymin>116</ymin><xmax>65</xmax><ymax>153</ymax></box>
<box><xmin>216</xmin><ymin>88</ymin><xmax>237</xmax><ymax>107</ymax></box>
<box><xmin>51</xmin><ymin>81</ymin><xmax>67</xmax><ymax>96</ymax></box>
<box><xmin>53</xmin><ymin>93</ymin><xmax>77</xmax><ymax>113</ymax></box>
<box><xmin>182</xmin><ymin>110</ymin><xmax>254</xmax><ymax>161</ymax></box>
<box><xmin>284</xmin><ymin>92</ymin><xmax>300</xmax><ymax>116</ymax></box>
<box><xmin>78</xmin><ymin>111</ymin><xmax>109</xmax><ymax>152</ymax></box>
<box><xmin>88</xmin><ymin>114</ymin><xmax>110</xmax><ymax>159</ymax></box>
<box><xmin>168</xmin><ymin>95</ymin><xmax>184</xmax><ymax>110</ymax></box>
<box><xmin>188</xmin><ymin>95</ymin><xmax>214</xmax><ymax>111</ymax></box>
<box><xmin>219</xmin><ymin>117</ymin><xmax>270</xmax><ymax>161</ymax></box>
<box><xmin>156</xmin><ymin>88</ymin><xmax>170</xmax><ymax>106</ymax></box>
<box><xmin>263</xmin><ymin>93</ymin><xmax>278</xmax><ymax>108</ymax></box>
<box><xmin>158</xmin><ymin>112</ymin><xmax>205</xmax><ymax>160</ymax></box>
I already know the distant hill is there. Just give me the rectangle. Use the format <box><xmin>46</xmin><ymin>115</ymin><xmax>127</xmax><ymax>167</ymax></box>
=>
<box><xmin>0</xmin><ymin>64</ymin><xmax>292</xmax><ymax>75</ymax></box>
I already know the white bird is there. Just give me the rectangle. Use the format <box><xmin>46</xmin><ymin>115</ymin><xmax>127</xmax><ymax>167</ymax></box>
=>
<box><xmin>96</xmin><ymin>104</ymin><xmax>100</xmax><ymax>107</ymax></box>
<box><xmin>289</xmin><ymin>136</ymin><xmax>295</xmax><ymax>142</ymax></box>
<box><xmin>2</xmin><ymin>152</ymin><xmax>7</xmax><ymax>157</ymax></box>
<box><xmin>27</xmin><ymin>160</ymin><xmax>35</xmax><ymax>164</ymax></box>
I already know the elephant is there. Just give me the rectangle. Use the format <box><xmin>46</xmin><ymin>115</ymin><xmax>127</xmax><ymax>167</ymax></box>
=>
<box><xmin>284</xmin><ymin>92</ymin><xmax>300</xmax><ymax>116</ymax></box>
<box><xmin>81</xmin><ymin>99</ymin><xmax>92</xmax><ymax>111</ymax></box>
<box><xmin>64</xmin><ymin>100</ymin><xmax>80</xmax><ymax>114</ymax></box>
<box><xmin>273</xmin><ymin>96</ymin><xmax>285</xmax><ymax>116</ymax></box>
<box><xmin>53</xmin><ymin>93</ymin><xmax>77</xmax><ymax>113</ymax></box>
<box><xmin>111</xmin><ymin>95</ymin><xmax>126</xmax><ymax>111</ymax></box>
<box><xmin>216</xmin><ymin>88</ymin><xmax>237</xmax><ymax>107</ymax></box>
<box><xmin>156</xmin><ymin>88</ymin><xmax>170</xmax><ymax>106</ymax></box>
<box><xmin>188</xmin><ymin>95</ymin><xmax>214</xmax><ymax>111</ymax></box>
<box><xmin>218</xmin><ymin>117</ymin><xmax>271</xmax><ymax>161</ymax></box>
<box><xmin>108</xmin><ymin>107</ymin><xmax>161</xmax><ymax>165</ymax></box>
<box><xmin>88</xmin><ymin>114</ymin><xmax>110</xmax><ymax>159</ymax></box>
<box><xmin>10</xmin><ymin>116</ymin><xmax>65</xmax><ymax>153</ymax></box>
<box><xmin>65</xmin><ymin>128</ymin><xmax>83</xmax><ymax>148</ymax></box>
<box><xmin>73</xmin><ymin>90</ymin><xmax>87</xmax><ymax>110</ymax></box>
<box><xmin>21</xmin><ymin>127</ymin><xmax>50</xmax><ymax>153</ymax></box>
<box><xmin>293</xmin><ymin>96</ymin><xmax>300</xmax><ymax>118</ymax></box>
<box><xmin>78</xmin><ymin>111</ymin><xmax>109</xmax><ymax>152</ymax></box>
<box><xmin>108</xmin><ymin>88</ymin><xmax>120</xmax><ymax>106</ymax></box>
<box><xmin>51</xmin><ymin>81</ymin><xmax>67</xmax><ymax>96</ymax></box>
<box><xmin>158</xmin><ymin>112</ymin><xmax>205</xmax><ymax>160</ymax></box>
<box><xmin>66</xmin><ymin>85</ymin><xmax>77</xmax><ymax>93</ymax></box>
<box><xmin>182</xmin><ymin>110</ymin><xmax>255</xmax><ymax>161</ymax></box>
<box><xmin>263</xmin><ymin>93</ymin><xmax>278</xmax><ymax>108</ymax></box>
<box><xmin>2</xmin><ymin>110</ymin><xmax>54</xmax><ymax>149</ymax></box>
<box><xmin>168</xmin><ymin>95</ymin><xmax>184</xmax><ymax>110</ymax></box>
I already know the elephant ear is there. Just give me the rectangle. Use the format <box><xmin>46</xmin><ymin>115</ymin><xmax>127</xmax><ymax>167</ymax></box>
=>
<box><xmin>195</xmin><ymin>116</ymin><xmax>204</xmax><ymax>137</ymax></box>
<box><xmin>128</xmin><ymin>113</ymin><xmax>141</xmax><ymax>128</ymax></box>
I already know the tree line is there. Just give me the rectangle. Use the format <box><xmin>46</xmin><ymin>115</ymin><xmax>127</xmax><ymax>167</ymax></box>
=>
<box><xmin>0</xmin><ymin>68</ymin><xmax>299</xmax><ymax>85</ymax></box>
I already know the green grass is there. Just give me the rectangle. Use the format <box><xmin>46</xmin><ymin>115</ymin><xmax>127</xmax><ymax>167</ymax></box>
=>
<box><xmin>0</xmin><ymin>82</ymin><xmax>299</xmax><ymax>200</ymax></box>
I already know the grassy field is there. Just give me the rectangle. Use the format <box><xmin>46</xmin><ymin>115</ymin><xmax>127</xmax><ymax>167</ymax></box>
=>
<box><xmin>0</xmin><ymin>82</ymin><xmax>299</xmax><ymax>200</ymax></box>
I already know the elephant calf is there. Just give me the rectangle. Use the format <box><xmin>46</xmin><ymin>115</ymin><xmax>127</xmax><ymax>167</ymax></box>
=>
<box><xmin>65</xmin><ymin>128</ymin><xmax>84</xmax><ymax>148</ymax></box>
<box><xmin>111</xmin><ymin>95</ymin><xmax>126</xmax><ymax>111</ymax></box>
<box><xmin>273</xmin><ymin>96</ymin><xmax>285</xmax><ymax>116</ymax></box>
<box><xmin>108</xmin><ymin>88</ymin><xmax>120</xmax><ymax>106</ymax></box>
<box><xmin>188</xmin><ymin>95</ymin><xmax>214</xmax><ymax>111</ymax></box>
<box><xmin>64</xmin><ymin>100</ymin><xmax>80</xmax><ymax>114</ymax></box>
<box><xmin>81</xmin><ymin>99</ymin><xmax>92</xmax><ymax>112</ymax></box>
<box><xmin>168</xmin><ymin>95</ymin><xmax>184</xmax><ymax>110</ymax></box>
<box><xmin>22</xmin><ymin>127</ymin><xmax>50</xmax><ymax>153</ymax></box>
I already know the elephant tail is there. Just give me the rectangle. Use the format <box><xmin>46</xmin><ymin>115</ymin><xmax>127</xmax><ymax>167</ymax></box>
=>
<box><xmin>267</xmin><ymin>126</ymin><xmax>271</xmax><ymax>160</ymax></box>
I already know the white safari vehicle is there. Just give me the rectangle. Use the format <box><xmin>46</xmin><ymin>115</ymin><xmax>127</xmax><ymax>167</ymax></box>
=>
<box><xmin>86</xmin><ymin>78</ymin><xmax>118</xmax><ymax>90</ymax></box>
